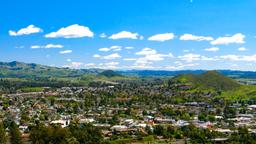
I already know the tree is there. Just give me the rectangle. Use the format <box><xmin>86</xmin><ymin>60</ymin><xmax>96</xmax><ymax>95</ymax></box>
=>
<box><xmin>9</xmin><ymin>121</ymin><xmax>22</xmax><ymax>144</ymax></box>
<box><xmin>66</xmin><ymin>137</ymin><xmax>79</xmax><ymax>144</ymax></box>
<box><xmin>69</xmin><ymin>122</ymin><xmax>103</xmax><ymax>144</ymax></box>
<box><xmin>198</xmin><ymin>113</ymin><xmax>207</xmax><ymax>121</ymax></box>
<box><xmin>153</xmin><ymin>125</ymin><xmax>166</xmax><ymax>136</ymax></box>
<box><xmin>207</xmin><ymin>115</ymin><xmax>216</xmax><ymax>122</ymax></box>
<box><xmin>0</xmin><ymin>121</ymin><xmax>7</xmax><ymax>144</ymax></box>
<box><xmin>30</xmin><ymin>124</ymin><xmax>70</xmax><ymax>144</ymax></box>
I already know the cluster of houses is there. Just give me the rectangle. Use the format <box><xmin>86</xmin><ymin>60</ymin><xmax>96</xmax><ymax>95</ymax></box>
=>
<box><xmin>1</xmin><ymin>86</ymin><xmax>256</xmax><ymax>141</ymax></box>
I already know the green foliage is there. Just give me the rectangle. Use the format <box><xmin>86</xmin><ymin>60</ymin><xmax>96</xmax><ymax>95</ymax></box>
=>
<box><xmin>9</xmin><ymin>121</ymin><xmax>22</xmax><ymax>144</ymax></box>
<box><xmin>0</xmin><ymin>61</ymin><xmax>98</xmax><ymax>79</ymax></box>
<box><xmin>29</xmin><ymin>122</ymin><xmax>103</xmax><ymax>144</ymax></box>
<box><xmin>98</xmin><ymin>70</ymin><xmax>122</xmax><ymax>77</ymax></box>
<box><xmin>171</xmin><ymin>71</ymin><xmax>240</xmax><ymax>91</ymax></box>
<box><xmin>69</xmin><ymin>122</ymin><xmax>103</xmax><ymax>144</ymax></box>
<box><xmin>0</xmin><ymin>121</ymin><xmax>7</xmax><ymax>144</ymax></box>
<box><xmin>19</xmin><ymin>87</ymin><xmax>44</xmax><ymax>92</ymax></box>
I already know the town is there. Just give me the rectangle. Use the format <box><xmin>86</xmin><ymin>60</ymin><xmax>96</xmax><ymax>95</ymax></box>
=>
<box><xmin>1</xmin><ymin>71</ymin><xmax>256</xmax><ymax>143</ymax></box>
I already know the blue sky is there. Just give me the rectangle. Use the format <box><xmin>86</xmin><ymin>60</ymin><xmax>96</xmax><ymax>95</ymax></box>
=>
<box><xmin>1</xmin><ymin>0</ymin><xmax>256</xmax><ymax>70</ymax></box>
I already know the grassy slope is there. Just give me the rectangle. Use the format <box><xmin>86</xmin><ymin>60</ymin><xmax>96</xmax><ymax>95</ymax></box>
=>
<box><xmin>172</xmin><ymin>71</ymin><xmax>240</xmax><ymax>91</ymax></box>
<box><xmin>172</xmin><ymin>71</ymin><xmax>256</xmax><ymax>100</ymax></box>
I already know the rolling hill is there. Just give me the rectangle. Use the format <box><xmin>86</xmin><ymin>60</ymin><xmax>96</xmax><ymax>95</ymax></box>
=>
<box><xmin>0</xmin><ymin>61</ymin><xmax>101</xmax><ymax>78</ymax></box>
<box><xmin>171</xmin><ymin>71</ymin><xmax>241</xmax><ymax>91</ymax></box>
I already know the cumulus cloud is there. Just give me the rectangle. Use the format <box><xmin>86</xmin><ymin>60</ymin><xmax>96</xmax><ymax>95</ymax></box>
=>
<box><xmin>125</xmin><ymin>46</ymin><xmax>134</xmax><ymax>50</ymax></box>
<box><xmin>219</xmin><ymin>54</ymin><xmax>256</xmax><ymax>62</ymax></box>
<box><xmin>96</xmin><ymin>62</ymin><xmax>119</xmax><ymax>69</ymax></box>
<box><xmin>9</xmin><ymin>25</ymin><xmax>42</xmax><ymax>36</ymax></box>
<box><xmin>63</xmin><ymin>62</ymin><xmax>83</xmax><ymax>69</ymax></box>
<box><xmin>59</xmin><ymin>50</ymin><xmax>72</xmax><ymax>54</ymax></box>
<box><xmin>85</xmin><ymin>63</ymin><xmax>96</xmax><ymax>67</ymax></box>
<box><xmin>204</xmin><ymin>47</ymin><xmax>219</xmax><ymax>52</ymax></box>
<box><xmin>211</xmin><ymin>33</ymin><xmax>245</xmax><ymax>45</ymax></box>
<box><xmin>93</xmin><ymin>54</ymin><xmax>101</xmax><ymax>58</ymax></box>
<box><xmin>99</xmin><ymin>33</ymin><xmax>107</xmax><ymax>38</ymax></box>
<box><xmin>31</xmin><ymin>44</ymin><xmax>63</xmax><ymax>49</ymax></box>
<box><xmin>123</xmin><ymin>58</ymin><xmax>138</xmax><ymax>61</ymax></box>
<box><xmin>165</xmin><ymin>63</ymin><xmax>199</xmax><ymax>70</ymax></box>
<box><xmin>99</xmin><ymin>45</ymin><xmax>122</xmax><ymax>52</ymax></box>
<box><xmin>105</xmin><ymin>61</ymin><xmax>119</xmax><ymax>66</ymax></box>
<box><xmin>109</xmin><ymin>31</ymin><xmax>140</xmax><ymax>39</ymax></box>
<box><xmin>45</xmin><ymin>24</ymin><xmax>93</xmax><ymax>38</ymax></box>
<box><xmin>180</xmin><ymin>34</ymin><xmax>213</xmax><ymax>41</ymax></box>
<box><xmin>103</xmin><ymin>53</ymin><xmax>121</xmax><ymax>60</ymax></box>
<box><xmin>148</xmin><ymin>33</ymin><xmax>175</xmax><ymax>42</ymax></box>
<box><xmin>129</xmin><ymin>48</ymin><xmax>173</xmax><ymax>68</ymax></box>
<box><xmin>238</xmin><ymin>47</ymin><xmax>247</xmax><ymax>51</ymax></box>
<box><xmin>178</xmin><ymin>53</ymin><xmax>217</xmax><ymax>62</ymax></box>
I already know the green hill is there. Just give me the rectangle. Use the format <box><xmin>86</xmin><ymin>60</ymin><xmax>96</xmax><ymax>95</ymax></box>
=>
<box><xmin>98</xmin><ymin>70</ymin><xmax>122</xmax><ymax>77</ymax></box>
<box><xmin>171</xmin><ymin>71</ymin><xmax>240</xmax><ymax>91</ymax></box>
<box><xmin>0</xmin><ymin>61</ymin><xmax>100</xmax><ymax>78</ymax></box>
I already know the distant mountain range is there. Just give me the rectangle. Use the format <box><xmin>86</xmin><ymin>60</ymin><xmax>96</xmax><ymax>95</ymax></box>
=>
<box><xmin>1</xmin><ymin>61</ymin><xmax>256</xmax><ymax>79</ymax></box>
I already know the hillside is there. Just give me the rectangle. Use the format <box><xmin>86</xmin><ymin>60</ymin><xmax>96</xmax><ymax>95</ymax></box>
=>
<box><xmin>0</xmin><ymin>61</ymin><xmax>101</xmax><ymax>78</ymax></box>
<box><xmin>171</xmin><ymin>71</ymin><xmax>241</xmax><ymax>91</ymax></box>
<box><xmin>98</xmin><ymin>70</ymin><xmax>122</xmax><ymax>77</ymax></box>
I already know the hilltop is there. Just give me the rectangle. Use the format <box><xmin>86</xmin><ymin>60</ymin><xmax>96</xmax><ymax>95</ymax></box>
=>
<box><xmin>0</xmin><ymin>61</ymin><xmax>101</xmax><ymax>78</ymax></box>
<box><xmin>171</xmin><ymin>71</ymin><xmax>241</xmax><ymax>91</ymax></box>
<box><xmin>98</xmin><ymin>70</ymin><xmax>122</xmax><ymax>77</ymax></box>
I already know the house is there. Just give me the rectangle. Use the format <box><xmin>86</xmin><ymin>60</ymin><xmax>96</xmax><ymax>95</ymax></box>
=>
<box><xmin>79</xmin><ymin>118</ymin><xmax>95</xmax><ymax>123</ymax></box>
<box><xmin>51</xmin><ymin>120</ymin><xmax>70</xmax><ymax>128</ymax></box>
<box><xmin>111</xmin><ymin>125</ymin><xmax>128</xmax><ymax>132</ymax></box>
<box><xmin>19</xmin><ymin>125</ymin><xmax>29</xmax><ymax>133</ymax></box>
<box><xmin>175</xmin><ymin>120</ymin><xmax>189</xmax><ymax>127</ymax></box>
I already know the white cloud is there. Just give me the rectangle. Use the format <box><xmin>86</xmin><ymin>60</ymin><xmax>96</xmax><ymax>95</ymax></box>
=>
<box><xmin>45</xmin><ymin>44</ymin><xmax>63</xmax><ymax>48</ymax></box>
<box><xmin>99</xmin><ymin>48</ymin><xmax>110</xmax><ymax>52</ymax></box>
<box><xmin>109</xmin><ymin>31</ymin><xmax>140</xmax><ymax>39</ymax></box>
<box><xmin>204</xmin><ymin>47</ymin><xmax>219</xmax><ymax>52</ymax></box>
<box><xmin>103</xmin><ymin>62</ymin><xmax>119</xmax><ymax>69</ymax></box>
<box><xmin>63</xmin><ymin>62</ymin><xmax>83</xmax><ymax>69</ymax></box>
<box><xmin>31</xmin><ymin>45</ymin><xmax>41</xmax><ymax>49</ymax></box>
<box><xmin>178</xmin><ymin>53</ymin><xmax>217</xmax><ymax>62</ymax></box>
<box><xmin>59</xmin><ymin>50</ymin><xmax>72</xmax><ymax>54</ymax></box>
<box><xmin>211</xmin><ymin>33</ymin><xmax>245</xmax><ymax>45</ymax></box>
<box><xmin>178</xmin><ymin>54</ymin><xmax>201</xmax><ymax>62</ymax></box>
<box><xmin>45</xmin><ymin>24</ymin><xmax>93</xmax><ymax>38</ymax></box>
<box><xmin>219</xmin><ymin>54</ymin><xmax>256</xmax><ymax>62</ymax></box>
<box><xmin>105</xmin><ymin>61</ymin><xmax>119</xmax><ymax>66</ymax></box>
<box><xmin>180</xmin><ymin>34</ymin><xmax>213</xmax><ymax>41</ymax></box>
<box><xmin>183</xmin><ymin>49</ymin><xmax>190</xmax><ymax>53</ymax></box>
<box><xmin>99</xmin><ymin>45</ymin><xmax>122</xmax><ymax>52</ymax></box>
<box><xmin>67</xmin><ymin>59</ymin><xmax>72</xmax><ymax>62</ymax></box>
<box><xmin>85</xmin><ymin>63</ymin><xmax>96</xmax><ymax>67</ymax></box>
<box><xmin>131</xmin><ymin>48</ymin><xmax>173</xmax><ymax>68</ymax></box>
<box><xmin>31</xmin><ymin>44</ymin><xmax>63</xmax><ymax>49</ymax></box>
<box><xmin>93</xmin><ymin>54</ymin><xmax>101</xmax><ymax>58</ymax></box>
<box><xmin>238</xmin><ymin>47</ymin><xmax>247</xmax><ymax>51</ymax></box>
<box><xmin>165</xmin><ymin>63</ymin><xmax>199</xmax><ymax>70</ymax></box>
<box><xmin>103</xmin><ymin>53</ymin><xmax>121</xmax><ymax>60</ymax></box>
<box><xmin>136</xmin><ymin>48</ymin><xmax>157</xmax><ymax>55</ymax></box>
<box><xmin>123</xmin><ymin>58</ymin><xmax>137</xmax><ymax>61</ymax></box>
<box><xmin>135</xmin><ymin>48</ymin><xmax>173</xmax><ymax>61</ymax></box>
<box><xmin>9</xmin><ymin>25</ymin><xmax>42</xmax><ymax>36</ymax></box>
<box><xmin>148</xmin><ymin>33</ymin><xmax>175</xmax><ymax>42</ymax></box>
<box><xmin>125</xmin><ymin>46</ymin><xmax>134</xmax><ymax>49</ymax></box>
<box><xmin>99</xmin><ymin>33</ymin><xmax>107</xmax><ymax>38</ymax></box>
